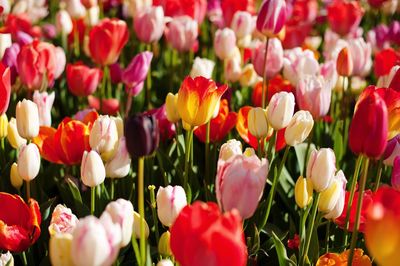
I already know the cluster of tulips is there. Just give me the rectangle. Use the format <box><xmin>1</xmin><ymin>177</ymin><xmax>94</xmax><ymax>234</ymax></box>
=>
<box><xmin>0</xmin><ymin>0</ymin><xmax>400</xmax><ymax>265</ymax></box>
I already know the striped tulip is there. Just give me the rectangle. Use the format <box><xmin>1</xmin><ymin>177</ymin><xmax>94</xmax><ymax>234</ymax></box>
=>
<box><xmin>256</xmin><ymin>0</ymin><xmax>287</xmax><ymax>37</ymax></box>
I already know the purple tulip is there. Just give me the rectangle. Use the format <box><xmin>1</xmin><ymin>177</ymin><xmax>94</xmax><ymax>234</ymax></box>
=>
<box><xmin>391</xmin><ymin>156</ymin><xmax>400</xmax><ymax>190</ymax></box>
<box><xmin>389</xmin><ymin>21</ymin><xmax>400</xmax><ymax>45</ymax></box>
<box><xmin>15</xmin><ymin>31</ymin><xmax>33</xmax><ymax>46</ymax></box>
<box><xmin>2</xmin><ymin>43</ymin><xmax>20</xmax><ymax>84</ymax></box>
<box><xmin>122</xmin><ymin>51</ymin><xmax>153</xmax><ymax>96</ymax></box>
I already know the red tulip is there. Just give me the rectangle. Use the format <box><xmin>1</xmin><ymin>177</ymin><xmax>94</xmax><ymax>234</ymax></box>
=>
<box><xmin>66</xmin><ymin>62</ymin><xmax>102</xmax><ymax>97</ymax></box>
<box><xmin>336</xmin><ymin>47</ymin><xmax>353</xmax><ymax>77</ymax></box>
<box><xmin>327</xmin><ymin>0</ymin><xmax>364</xmax><ymax>36</ymax></box>
<box><xmin>153</xmin><ymin>0</ymin><xmax>207</xmax><ymax>23</ymax></box>
<box><xmin>0</xmin><ymin>193</ymin><xmax>41</xmax><ymax>252</ymax></box>
<box><xmin>349</xmin><ymin>88</ymin><xmax>388</xmax><ymax>158</ymax></box>
<box><xmin>368</xmin><ymin>0</ymin><xmax>388</xmax><ymax>8</ymax></box>
<box><xmin>389</xmin><ymin>67</ymin><xmax>400</xmax><ymax>92</ymax></box>
<box><xmin>221</xmin><ymin>0</ymin><xmax>255</xmax><ymax>27</ymax></box>
<box><xmin>88</xmin><ymin>18</ymin><xmax>129</xmax><ymax>66</ymax></box>
<box><xmin>170</xmin><ymin>201</ymin><xmax>247</xmax><ymax>266</ymax></box>
<box><xmin>0</xmin><ymin>62</ymin><xmax>11</xmax><ymax>114</ymax></box>
<box><xmin>67</xmin><ymin>18</ymin><xmax>86</xmax><ymax>47</ymax></box>
<box><xmin>374</xmin><ymin>48</ymin><xmax>399</xmax><ymax>77</ymax></box>
<box><xmin>251</xmin><ymin>76</ymin><xmax>295</xmax><ymax>107</ymax></box>
<box><xmin>88</xmin><ymin>96</ymin><xmax>120</xmax><ymax>115</ymax></box>
<box><xmin>16</xmin><ymin>40</ymin><xmax>56</xmax><ymax>91</ymax></box>
<box><xmin>194</xmin><ymin>99</ymin><xmax>237</xmax><ymax>143</ymax></box>
<box><xmin>2</xmin><ymin>13</ymin><xmax>41</xmax><ymax>40</ymax></box>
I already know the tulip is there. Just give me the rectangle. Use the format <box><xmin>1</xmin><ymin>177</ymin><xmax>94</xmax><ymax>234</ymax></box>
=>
<box><xmin>374</xmin><ymin>48</ymin><xmax>399</xmax><ymax>77</ymax></box>
<box><xmin>17</xmin><ymin>143</ymin><xmax>41</xmax><ymax>182</ymax></box>
<box><xmin>0</xmin><ymin>113</ymin><xmax>7</xmax><ymax>139</ymax></box>
<box><xmin>16</xmin><ymin>99</ymin><xmax>40</xmax><ymax>140</ymax></box>
<box><xmin>296</xmin><ymin>75</ymin><xmax>332</xmax><ymax>119</ymax></box>
<box><xmin>317</xmin><ymin>249</ymin><xmax>371</xmax><ymax>265</ymax></box>
<box><xmin>283</xmin><ymin>48</ymin><xmax>319</xmax><ymax>87</ymax></box>
<box><xmin>383</xmin><ymin>135</ymin><xmax>400</xmax><ymax>166</ymax></box>
<box><xmin>214</xmin><ymin>28</ymin><xmax>237</xmax><ymax>60</ymax></box>
<box><xmin>219</xmin><ymin>139</ymin><xmax>242</xmax><ymax>161</ymax></box>
<box><xmin>247</xmin><ymin>107</ymin><xmax>271</xmax><ymax>139</ymax></box>
<box><xmin>112</xmin><ymin>116</ymin><xmax>124</xmax><ymax>139</ymax></box>
<box><xmin>239</xmin><ymin>64</ymin><xmax>259</xmax><ymax>87</ymax></box>
<box><xmin>66</xmin><ymin>63</ymin><xmax>102</xmax><ymax>97</ymax></box>
<box><xmin>133</xmin><ymin>211</ymin><xmax>150</xmax><ymax>239</ymax></box>
<box><xmin>89</xmin><ymin>115</ymin><xmax>119</xmax><ymax>160</ymax></box>
<box><xmin>348</xmin><ymin>38</ymin><xmax>372</xmax><ymax>77</ymax></box>
<box><xmin>224</xmin><ymin>53</ymin><xmax>242</xmax><ymax>83</ymax></box>
<box><xmin>189</xmin><ymin>57</ymin><xmax>215</xmax><ymax>79</ymax></box>
<box><xmin>0</xmin><ymin>252</ymin><xmax>13</xmax><ymax>266</ymax></box>
<box><xmin>349</xmin><ymin>89</ymin><xmax>388</xmax><ymax>159</ymax></box>
<box><xmin>177</xmin><ymin>76</ymin><xmax>227</xmax><ymax>127</ymax></box>
<box><xmin>327</xmin><ymin>1</ymin><xmax>364</xmax><ymax>36</ymax></box>
<box><xmin>252</xmin><ymin>38</ymin><xmax>284</xmax><ymax>79</ymax></box>
<box><xmin>230</xmin><ymin>11</ymin><xmax>254</xmax><ymax>39</ymax></box>
<box><xmin>0</xmin><ymin>63</ymin><xmax>10</xmax><ymax>115</ymax></box>
<box><xmin>81</xmin><ymin>150</ymin><xmax>106</xmax><ymax>187</ymax></box>
<box><xmin>0</xmin><ymin>193</ymin><xmax>41</xmax><ymax>252</ymax></box>
<box><xmin>220</xmin><ymin>0</ymin><xmax>255</xmax><ymax>27</ymax></box>
<box><xmin>157</xmin><ymin>259</ymin><xmax>174</xmax><ymax>266</ymax></box>
<box><xmin>134</xmin><ymin>6</ymin><xmax>165</xmax><ymax>43</ymax></box>
<box><xmin>103</xmin><ymin>199</ymin><xmax>134</xmax><ymax>247</ymax></box>
<box><xmin>53</xmin><ymin>47</ymin><xmax>66</xmax><ymax>80</ymax></box>
<box><xmin>105</xmin><ymin>137</ymin><xmax>131</xmax><ymax>178</ymax></box>
<box><xmin>0</xmin><ymin>33</ymin><xmax>11</xmax><ymax>60</ymax></box>
<box><xmin>66</xmin><ymin>0</ymin><xmax>86</xmax><ymax>18</ymax></box>
<box><xmin>336</xmin><ymin>47</ymin><xmax>353</xmax><ymax>77</ymax></box>
<box><xmin>157</xmin><ymin>185</ymin><xmax>187</xmax><ymax>227</ymax></box>
<box><xmin>284</xmin><ymin>110</ymin><xmax>314</xmax><ymax>146</ymax></box>
<box><xmin>124</xmin><ymin>113</ymin><xmax>160</xmax><ymax>158</ymax></box>
<box><xmin>391</xmin><ymin>156</ymin><xmax>400</xmax><ymax>190</ymax></box>
<box><xmin>144</xmin><ymin>105</ymin><xmax>176</xmax><ymax>141</ymax></box>
<box><xmin>236</xmin><ymin>106</ymin><xmax>260</xmax><ymax>149</ymax></box>
<box><xmin>122</xmin><ymin>51</ymin><xmax>153</xmax><ymax>95</ymax></box>
<box><xmin>49</xmin><ymin>234</ymin><xmax>73</xmax><ymax>266</ymax></box>
<box><xmin>165</xmin><ymin>93</ymin><xmax>180</xmax><ymax>123</ymax></box>
<box><xmin>318</xmin><ymin>171</ymin><xmax>346</xmax><ymax>213</ymax></box>
<box><xmin>10</xmin><ymin>163</ymin><xmax>23</xmax><ymax>190</ymax></box>
<box><xmin>170</xmin><ymin>201</ymin><xmax>247</xmax><ymax>266</ymax></box>
<box><xmin>307</xmin><ymin>148</ymin><xmax>336</xmax><ymax>192</ymax></box>
<box><xmin>294</xmin><ymin>176</ymin><xmax>313</xmax><ymax>209</ymax></box>
<box><xmin>48</xmin><ymin>204</ymin><xmax>79</xmax><ymax>236</ymax></box>
<box><xmin>153</xmin><ymin>0</ymin><xmax>207</xmax><ymax>23</ymax></box>
<box><xmin>165</xmin><ymin>16</ymin><xmax>198</xmax><ymax>52</ymax></box>
<box><xmin>7</xmin><ymin>117</ymin><xmax>27</xmax><ymax>149</ymax></box>
<box><xmin>256</xmin><ymin>0</ymin><xmax>287</xmax><ymax>36</ymax></box>
<box><xmin>216</xmin><ymin>153</ymin><xmax>268</xmax><ymax>218</ymax></box>
<box><xmin>267</xmin><ymin>91</ymin><xmax>295</xmax><ymax>130</ymax></box>
<box><xmin>88</xmin><ymin>18</ymin><xmax>129</xmax><ymax>65</ymax></box>
<box><xmin>56</xmin><ymin>10</ymin><xmax>73</xmax><ymax>35</ymax></box>
<box><xmin>32</xmin><ymin>91</ymin><xmax>55</xmax><ymax>127</ymax></box>
<box><xmin>158</xmin><ymin>231</ymin><xmax>172</xmax><ymax>256</ymax></box>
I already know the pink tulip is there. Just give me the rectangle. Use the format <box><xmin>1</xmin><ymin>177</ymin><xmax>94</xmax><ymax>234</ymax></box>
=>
<box><xmin>252</xmin><ymin>38</ymin><xmax>283</xmax><ymax>79</ymax></box>
<box><xmin>144</xmin><ymin>104</ymin><xmax>176</xmax><ymax>141</ymax></box>
<box><xmin>297</xmin><ymin>75</ymin><xmax>331</xmax><ymax>119</ymax></box>
<box><xmin>33</xmin><ymin>91</ymin><xmax>55</xmax><ymax>127</ymax></box>
<box><xmin>53</xmin><ymin>46</ymin><xmax>66</xmax><ymax>80</ymax></box>
<box><xmin>283</xmin><ymin>48</ymin><xmax>319</xmax><ymax>86</ymax></box>
<box><xmin>134</xmin><ymin>6</ymin><xmax>165</xmax><ymax>44</ymax></box>
<box><xmin>230</xmin><ymin>11</ymin><xmax>255</xmax><ymax>39</ymax></box>
<box><xmin>347</xmin><ymin>38</ymin><xmax>372</xmax><ymax>77</ymax></box>
<box><xmin>48</xmin><ymin>204</ymin><xmax>79</xmax><ymax>235</ymax></box>
<box><xmin>256</xmin><ymin>0</ymin><xmax>287</xmax><ymax>36</ymax></box>
<box><xmin>214</xmin><ymin>28</ymin><xmax>237</xmax><ymax>60</ymax></box>
<box><xmin>165</xmin><ymin>16</ymin><xmax>198</xmax><ymax>52</ymax></box>
<box><xmin>384</xmin><ymin>135</ymin><xmax>400</xmax><ymax>166</ymax></box>
<box><xmin>216</xmin><ymin>152</ymin><xmax>268</xmax><ymax>219</ymax></box>
<box><xmin>122</xmin><ymin>51</ymin><xmax>153</xmax><ymax>96</ymax></box>
<box><xmin>392</xmin><ymin>156</ymin><xmax>400</xmax><ymax>190</ymax></box>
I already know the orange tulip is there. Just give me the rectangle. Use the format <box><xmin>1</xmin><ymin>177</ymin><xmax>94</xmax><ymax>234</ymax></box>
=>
<box><xmin>33</xmin><ymin>110</ymin><xmax>98</xmax><ymax>165</ymax></box>
<box><xmin>194</xmin><ymin>99</ymin><xmax>237</xmax><ymax>143</ymax></box>
<box><xmin>316</xmin><ymin>249</ymin><xmax>371</xmax><ymax>266</ymax></box>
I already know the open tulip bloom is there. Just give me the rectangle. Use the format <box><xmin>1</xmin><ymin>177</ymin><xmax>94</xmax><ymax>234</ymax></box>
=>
<box><xmin>0</xmin><ymin>1</ymin><xmax>399</xmax><ymax>265</ymax></box>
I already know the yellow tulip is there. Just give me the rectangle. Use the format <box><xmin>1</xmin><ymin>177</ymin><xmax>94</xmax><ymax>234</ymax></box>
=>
<box><xmin>294</xmin><ymin>176</ymin><xmax>313</xmax><ymax>209</ymax></box>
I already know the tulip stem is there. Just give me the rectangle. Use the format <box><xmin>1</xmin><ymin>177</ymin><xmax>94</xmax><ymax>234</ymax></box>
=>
<box><xmin>21</xmin><ymin>251</ymin><xmax>28</xmax><ymax>266</ymax></box>
<box><xmin>348</xmin><ymin>157</ymin><xmax>370</xmax><ymax>266</ymax></box>
<box><xmin>261</xmin><ymin>37</ymin><xmax>270</xmax><ymax>109</ymax></box>
<box><xmin>148</xmin><ymin>185</ymin><xmax>160</xmax><ymax>245</ymax></box>
<box><xmin>205</xmin><ymin>121</ymin><xmax>211</xmax><ymax>192</ymax></box>
<box><xmin>145</xmin><ymin>44</ymin><xmax>152</xmax><ymax>109</ymax></box>
<box><xmin>100</xmin><ymin>66</ymin><xmax>109</xmax><ymax>113</ymax></box>
<box><xmin>374</xmin><ymin>159</ymin><xmax>383</xmax><ymax>192</ymax></box>
<box><xmin>125</xmin><ymin>93</ymin><xmax>133</xmax><ymax>119</ymax></box>
<box><xmin>259</xmin><ymin>146</ymin><xmax>290</xmax><ymax>230</ymax></box>
<box><xmin>110</xmin><ymin>179</ymin><xmax>115</xmax><ymax>200</ymax></box>
<box><xmin>138</xmin><ymin>156</ymin><xmax>146</xmax><ymax>266</ymax></box>
<box><xmin>91</xmin><ymin>186</ymin><xmax>95</xmax><ymax>215</ymax></box>
<box><xmin>183</xmin><ymin>128</ymin><xmax>193</xmax><ymax>202</ymax></box>
<box><xmin>303</xmin><ymin>127</ymin><xmax>314</xmax><ymax>177</ymax></box>
<box><xmin>343</xmin><ymin>154</ymin><xmax>363</xmax><ymax>246</ymax></box>
<box><xmin>25</xmin><ymin>181</ymin><xmax>30</xmax><ymax>200</ymax></box>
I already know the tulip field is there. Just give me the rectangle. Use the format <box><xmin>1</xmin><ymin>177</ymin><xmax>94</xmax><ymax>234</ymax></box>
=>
<box><xmin>1</xmin><ymin>0</ymin><xmax>400</xmax><ymax>265</ymax></box>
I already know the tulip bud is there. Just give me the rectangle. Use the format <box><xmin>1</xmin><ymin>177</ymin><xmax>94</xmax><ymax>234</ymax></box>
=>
<box><xmin>124</xmin><ymin>114</ymin><xmax>160</xmax><ymax>158</ymax></box>
<box><xmin>295</xmin><ymin>176</ymin><xmax>313</xmax><ymax>209</ymax></box>
<box><xmin>391</xmin><ymin>156</ymin><xmax>400</xmax><ymax>190</ymax></box>
<box><xmin>156</xmin><ymin>186</ymin><xmax>187</xmax><ymax>227</ymax></box>
<box><xmin>0</xmin><ymin>113</ymin><xmax>7</xmax><ymax>138</ymax></box>
<box><xmin>231</xmin><ymin>11</ymin><xmax>254</xmax><ymax>39</ymax></box>
<box><xmin>33</xmin><ymin>91</ymin><xmax>55</xmax><ymax>127</ymax></box>
<box><xmin>112</xmin><ymin>116</ymin><xmax>124</xmax><ymax>139</ymax></box>
<box><xmin>66</xmin><ymin>0</ymin><xmax>86</xmax><ymax>18</ymax></box>
<box><xmin>247</xmin><ymin>107</ymin><xmax>271</xmax><ymax>139</ymax></box>
<box><xmin>324</xmin><ymin>171</ymin><xmax>347</xmax><ymax>219</ymax></box>
<box><xmin>48</xmin><ymin>204</ymin><xmax>79</xmax><ymax>236</ymax></box>
<box><xmin>318</xmin><ymin>177</ymin><xmax>342</xmax><ymax>213</ymax></box>
<box><xmin>224</xmin><ymin>55</ymin><xmax>242</xmax><ymax>83</ymax></box>
<box><xmin>165</xmin><ymin>16</ymin><xmax>198</xmax><ymax>52</ymax></box>
<box><xmin>7</xmin><ymin>118</ymin><xmax>26</xmax><ymax>149</ymax></box>
<box><xmin>284</xmin><ymin>110</ymin><xmax>314</xmax><ymax>146</ymax></box>
<box><xmin>190</xmin><ymin>57</ymin><xmax>215</xmax><ymax>79</ymax></box>
<box><xmin>105</xmin><ymin>137</ymin><xmax>131</xmax><ymax>178</ymax></box>
<box><xmin>158</xmin><ymin>231</ymin><xmax>172</xmax><ymax>256</ymax></box>
<box><xmin>10</xmin><ymin>163</ymin><xmax>23</xmax><ymax>190</ymax></box>
<box><xmin>56</xmin><ymin>10</ymin><xmax>73</xmax><ymax>35</ymax></box>
<box><xmin>336</xmin><ymin>47</ymin><xmax>353</xmax><ymax>77</ymax></box>
<box><xmin>219</xmin><ymin>139</ymin><xmax>242</xmax><ymax>161</ymax></box>
<box><xmin>244</xmin><ymin>147</ymin><xmax>256</xmax><ymax>157</ymax></box>
<box><xmin>165</xmin><ymin>93</ymin><xmax>180</xmax><ymax>123</ymax></box>
<box><xmin>16</xmin><ymin>99</ymin><xmax>40</xmax><ymax>139</ymax></box>
<box><xmin>256</xmin><ymin>0</ymin><xmax>287</xmax><ymax>37</ymax></box>
<box><xmin>0</xmin><ymin>33</ymin><xmax>11</xmax><ymax>60</ymax></box>
<box><xmin>134</xmin><ymin>6</ymin><xmax>165</xmax><ymax>44</ymax></box>
<box><xmin>103</xmin><ymin>199</ymin><xmax>134</xmax><ymax>247</ymax></box>
<box><xmin>157</xmin><ymin>259</ymin><xmax>174</xmax><ymax>266</ymax></box>
<box><xmin>0</xmin><ymin>251</ymin><xmax>13</xmax><ymax>266</ymax></box>
<box><xmin>49</xmin><ymin>234</ymin><xmax>74</xmax><ymax>266</ymax></box>
<box><xmin>122</xmin><ymin>51</ymin><xmax>153</xmax><ymax>96</ymax></box>
<box><xmin>214</xmin><ymin>28</ymin><xmax>237</xmax><ymax>60</ymax></box>
<box><xmin>133</xmin><ymin>211</ymin><xmax>150</xmax><ymax>239</ymax></box>
<box><xmin>267</xmin><ymin>91</ymin><xmax>295</xmax><ymax>130</ymax></box>
<box><xmin>307</xmin><ymin>148</ymin><xmax>336</xmax><ymax>192</ymax></box>
<box><xmin>86</xmin><ymin>6</ymin><xmax>100</xmax><ymax>27</ymax></box>
<box><xmin>89</xmin><ymin>115</ymin><xmax>119</xmax><ymax>161</ymax></box>
<box><xmin>81</xmin><ymin>150</ymin><xmax>106</xmax><ymax>187</ymax></box>
<box><xmin>17</xmin><ymin>143</ymin><xmax>41</xmax><ymax>182</ymax></box>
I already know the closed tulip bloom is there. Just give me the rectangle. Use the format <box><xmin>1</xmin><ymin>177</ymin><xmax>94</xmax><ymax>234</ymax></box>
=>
<box><xmin>348</xmin><ymin>38</ymin><xmax>372</xmax><ymax>77</ymax></box>
<box><xmin>158</xmin><ymin>231</ymin><xmax>172</xmax><ymax>256</ymax></box>
<box><xmin>122</xmin><ymin>51</ymin><xmax>153</xmax><ymax>96</ymax></box>
<box><xmin>133</xmin><ymin>211</ymin><xmax>150</xmax><ymax>239</ymax></box>
<box><xmin>216</xmin><ymin>153</ymin><xmax>268</xmax><ymax>218</ymax></box>
<box><xmin>17</xmin><ymin>143</ymin><xmax>41</xmax><ymax>182</ymax></box>
<box><xmin>284</xmin><ymin>110</ymin><xmax>314</xmax><ymax>146</ymax></box>
<box><xmin>0</xmin><ymin>252</ymin><xmax>13</xmax><ymax>266</ymax></box>
<box><xmin>165</xmin><ymin>93</ymin><xmax>180</xmax><ymax>123</ymax></box>
<box><xmin>33</xmin><ymin>91</ymin><xmax>55</xmax><ymax>127</ymax></box>
<box><xmin>16</xmin><ymin>99</ymin><xmax>40</xmax><ymax>140</ymax></box>
<box><xmin>307</xmin><ymin>148</ymin><xmax>336</xmax><ymax>192</ymax></box>
<box><xmin>0</xmin><ymin>33</ymin><xmax>11</xmax><ymax>60</ymax></box>
<box><xmin>49</xmin><ymin>234</ymin><xmax>73</xmax><ymax>266</ymax></box>
<box><xmin>252</xmin><ymin>38</ymin><xmax>284</xmax><ymax>79</ymax></box>
<box><xmin>10</xmin><ymin>163</ymin><xmax>23</xmax><ymax>190</ymax></box>
<box><xmin>89</xmin><ymin>115</ymin><xmax>119</xmax><ymax>161</ymax></box>
<box><xmin>48</xmin><ymin>204</ymin><xmax>79</xmax><ymax>236</ymax></box>
<box><xmin>89</xmin><ymin>18</ymin><xmax>129</xmax><ymax>65</ymax></box>
<box><xmin>295</xmin><ymin>176</ymin><xmax>313</xmax><ymax>209</ymax></box>
<box><xmin>190</xmin><ymin>57</ymin><xmax>215</xmax><ymax>79</ymax></box>
<box><xmin>80</xmin><ymin>150</ymin><xmax>106</xmax><ymax>187</ymax></box>
<box><xmin>267</xmin><ymin>91</ymin><xmax>295</xmax><ymax>130</ymax></box>
<box><xmin>283</xmin><ymin>48</ymin><xmax>319</xmax><ymax>86</ymax></box>
<box><xmin>66</xmin><ymin>0</ymin><xmax>86</xmax><ymax>18</ymax></box>
<box><xmin>247</xmin><ymin>107</ymin><xmax>271</xmax><ymax>139</ymax></box>
<box><xmin>0</xmin><ymin>63</ymin><xmax>10</xmax><ymax>115</ymax></box>
<box><xmin>219</xmin><ymin>139</ymin><xmax>242</xmax><ymax>161</ymax></box>
<box><xmin>327</xmin><ymin>1</ymin><xmax>364</xmax><ymax>36</ymax></box>
<box><xmin>134</xmin><ymin>6</ymin><xmax>165</xmax><ymax>43</ymax></box>
<box><xmin>384</xmin><ymin>135</ymin><xmax>400</xmax><ymax>166</ymax></box>
<box><xmin>231</xmin><ymin>11</ymin><xmax>254</xmax><ymax>39</ymax></box>
<box><xmin>349</xmin><ymin>90</ymin><xmax>388</xmax><ymax>159</ymax></box>
<box><xmin>7</xmin><ymin>118</ymin><xmax>26</xmax><ymax>149</ymax></box>
<box><xmin>66</xmin><ymin>63</ymin><xmax>102</xmax><ymax>97</ymax></box>
<box><xmin>56</xmin><ymin>10</ymin><xmax>73</xmax><ymax>35</ymax></box>
<box><xmin>256</xmin><ymin>0</ymin><xmax>287</xmax><ymax>37</ymax></box>
<box><xmin>324</xmin><ymin>171</ymin><xmax>347</xmax><ymax>220</ymax></box>
<box><xmin>157</xmin><ymin>259</ymin><xmax>174</xmax><ymax>266</ymax></box>
<box><xmin>239</xmin><ymin>64</ymin><xmax>259</xmax><ymax>87</ymax></box>
<box><xmin>105</xmin><ymin>137</ymin><xmax>131</xmax><ymax>178</ymax></box>
<box><xmin>224</xmin><ymin>52</ymin><xmax>242</xmax><ymax>83</ymax></box>
<box><xmin>165</xmin><ymin>16</ymin><xmax>198</xmax><ymax>52</ymax></box>
<box><xmin>214</xmin><ymin>28</ymin><xmax>237</xmax><ymax>60</ymax></box>
<box><xmin>103</xmin><ymin>199</ymin><xmax>134</xmax><ymax>247</ymax></box>
<box><xmin>157</xmin><ymin>186</ymin><xmax>187</xmax><ymax>227</ymax></box>
<box><xmin>53</xmin><ymin>47</ymin><xmax>66</xmax><ymax>80</ymax></box>
<box><xmin>391</xmin><ymin>157</ymin><xmax>400</xmax><ymax>190</ymax></box>
<box><xmin>177</xmin><ymin>76</ymin><xmax>227</xmax><ymax>127</ymax></box>
<box><xmin>336</xmin><ymin>47</ymin><xmax>353</xmax><ymax>77</ymax></box>
<box><xmin>0</xmin><ymin>114</ymin><xmax>7</xmax><ymax>139</ymax></box>
<box><xmin>319</xmin><ymin>171</ymin><xmax>346</xmax><ymax>213</ymax></box>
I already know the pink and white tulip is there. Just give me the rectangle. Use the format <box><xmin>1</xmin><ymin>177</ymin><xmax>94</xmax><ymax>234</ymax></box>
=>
<box><xmin>33</xmin><ymin>91</ymin><xmax>55</xmax><ymax>127</ymax></box>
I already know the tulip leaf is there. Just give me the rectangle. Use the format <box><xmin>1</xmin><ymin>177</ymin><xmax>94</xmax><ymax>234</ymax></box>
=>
<box><xmin>294</xmin><ymin>143</ymin><xmax>316</xmax><ymax>175</ymax></box>
<box><xmin>39</xmin><ymin>197</ymin><xmax>56</xmax><ymax>221</ymax></box>
<box><xmin>271</xmin><ymin>231</ymin><xmax>296</xmax><ymax>266</ymax></box>
<box><xmin>333</xmin><ymin>120</ymin><xmax>344</xmax><ymax>162</ymax></box>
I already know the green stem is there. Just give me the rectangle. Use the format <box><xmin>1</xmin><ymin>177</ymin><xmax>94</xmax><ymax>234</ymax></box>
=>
<box><xmin>261</xmin><ymin>37</ymin><xmax>270</xmax><ymax>109</ymax></box>
<box><xmin>259</xmin><ymin>146</ymin><xmax>290</xmax><ymax>230</ymax></box>
<box><xmin>257</xmin><ymin>138</ymin><xmax>262</xmax><ymax>158</ymax></box>
<box><xmin>374</xmin><ymin>159</ymin><xmax>383</xmax><ymax>192</ymax></box>
<box><xmin>138</xmin><ymin>157</ymin><xmax>146</xmax><ymax>266</ymax></box>
<box><xmin>110</xmin><ymin>179</ymin><xmax>115</xmax><ymax>200</ymax></box>
<box><xmin>348</xmin><ymin>157</ymin><xmax>370</xmax><ymax>266</ymax></box>
<box><xmin>26</xmin><ymin>181</ymin><xmax>30</xmax><ymax>201</ymax></box>
<box><xmin>303</xmin><ymin>127</ymin><xmax>314</xmax><ymax>177</ymax></box>
<box><xmin>325</xmin><ymin>221</ymin><xmax>330</xmax><ymax>253</ymax></box>
<box><xmin>131</xmin><ymin>236</ymin><xmax>141</xmax><ymax>266</ymax></box>
<box><xmin>100</xmin><ymin>66</ymin><xmax>108</xmax><ymax>113</ymax></box>
<box><xmin>205</xmin><ymin>121</ymin><xmax>211</xmax><ymax>191</ymax></box>
<box><xmin>148</xmin><ymin>185</ymin><xmax>160</xmax><ymax>244</ymax></box>
<box><xmin>183</xmin><ymin>128</ymin><xmax>193</xmax><ymax>202</ymax></box>
<box><xmin>301</xmin><ymin>193</ymin><xmax>321</xmax><ymax>266</ymax></box>
<box><xmin>266</xmin><ymin>131</ymin><xmax>277</xmax><ymax>160</ymax></box>
<box><xmin>21</xmin><ymin>251</ymin><xmax>28</xmax><ymax>266</ymax></box>
<box><xmin>91</xmin><ymin>186</ymin><xmax>95</xmax><ymax>215</ymax></box>
<box><xmin>145</xmin><ymin>44</ymin><xmax>152</xmax><ymax>109</ymax></box>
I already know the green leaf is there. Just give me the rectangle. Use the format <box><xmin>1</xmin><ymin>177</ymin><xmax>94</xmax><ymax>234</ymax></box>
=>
<box><xmin>294</xmin><ymin>143</ymin><xmax>316</xmax><ymax>175</ymax></box>
<box><xmin>333</xmin><ymin>120</ymin><xmax>344</xmax><ymax>162</ymax></box>
<box><xmin>39</xmin><ymin>197</ymin><xmax>56</xmax><ymax>221</ymax></box>
<box><xmin>271</xmin><ymin>231</ymin><xmax>296</xmax><ymax>266</ymax></box>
